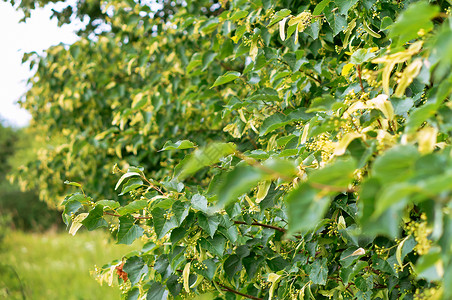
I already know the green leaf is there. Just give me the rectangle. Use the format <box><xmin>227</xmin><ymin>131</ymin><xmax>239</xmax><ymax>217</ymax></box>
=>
<box><xmin>405</xmin><ymin>102</ymin><xmax>440</xmax><ymax>134</ymax></box>
<box><xmin>243</xmin><ymin>256</ymin><xmax>263</xmax><ymax>279</ymax></box>
<box><xmin>200</xmin><ymin>18</ymin><xmax>219</xmax><ymax>34</ymax></box>
<box><xmin>186</xmin><ymin>56</ymin><xmax>201</xmax><ymax>73</ymax></box>
<box><xmin>305</xmin><ymin>19</ymin><xmax>321</xmax><ymax>39</ymax></box>
<box><xmin>119</xmin><ymin>178</ymin><xmax>143</xmax><ymax>196</ymax></box>
<box><xmin>286</xmin><ymin>183</ymin><xmax>331</xmax><ymax>234</ymax></box>
<box><xmin>162</xmin><ymin>179</ymin><xmax>184</xmax><ymax>193</ymax></box>
<box><xmin>63</xmin><ymin>201</ymin><xmax>82</xmax><ymax>224</ymax></box>
<box><xmin>166</xmin><ymin>275</ymin><xmax>182</xmax><ymax>297</ymax></box>
<box><xmin>259</xmin><ymin>108</ymin><xmax>313</xmax><ymax>136</ymax></box>
<box><xmin>116</xmin><ymin>172</ymin><xmax>142</xmax><ymax>190</ymax></box>
<box><xmin>64</xmin><ymin>180</ymin><xmax>81</xmax><ymax>187</ymax></box>
<box><xmin>389</xmin><ymin>1</ymin><xmax>439</xmax><ymax>47</ymax></box>
<box><xmin>223</xmin><ymin>254</ymin><xmax>242</xmax><ymax>279</ymax></box>
<box><xmin>340</xmin><ymin>260</ymin><xmax>367</xmax><ymax>285</ymax></box>
<box><xmin>325</xmin><ymin>9</ymin><xmax>347</xmax><ymax>37</ymax></box>
<box><xmin>262</xmin><ymin>157</ymin><xmax>297</xmax><ymax>179</ymax></box>
<box><xmin>146</xmin><ymin>281</ymin><xmax>168</xmax><ymax>300</ymax></box>
<box><xmin>396</xmin><ymin>236</ymin><xmax>409</xmax><ymax>268</ymax></box>
<box><xmin>199</xmin><ymin>234</ymin><xmax>226</xmax><ymax>257</ymax></box>
<box><xmin>118</xmin><ymin>215</ymin><xmax>144</xmax><ymax>245</ymax></box>
<box><xmin>307</xmin><ymin>95</ymin><xmax>344</xmax><ymax>112</ymax></box>
<box><xmin>313</xmin><ymin>0</ymin><xmax>331</xmax><ymax>16</ymax></box>
<box><xmin>193</xmin><ymin>259</ymin><xmax>217</xmax><ymax>281</ymax></box>
<box><xmin>61</xmin><ymin>193</ymin><xmax>89</xmax><ymax>205</ymax></box>
<box><xmin>340</xmin><ymin>247</ymin><xmax>364</xmax><ymax>268</ymax></box>
<box><xmin>191</xmin><ymin>194</ymin><xmax>208</xmax><ymax>213</ymax></box>
<box><xmin>177</xmin><ymin>142</ymin><xmax>236</xmax><ymax>180</ymax></box>
<box><xmin>81</xmin><ymin>205</ymin><xmax>108</xmax><ymax>231</ymax></box>
<box><xmin>215</xmin><ymin>165</ymin><xmax>263</xmax><ymax>208</ymax></box>
<box><xmin>218</xmin><ymin>225</ymin><xmax>239</xmax><ymax>244</ymax></box>
<box><xmin>172</xmin><ymin>201</ymin><xmax>189</xmax><ymax>225</ymax></box>
<box><xmin>117</xmin><ymin>199</ymin><xmax>148</xmax><ymax>215</ymax></box>
<box><xmin>229</xmin><ymin>10</ymin><xmax>249</xmax><ymax>22</ymax></box>
<box><xmin>211</xmin><ymin>71</ymin><xmax>241</xmax><ymax>88</ymax></box>
<box><xmin>268</xmin><ymin>9</ymin><xmax>291</xmax><ymax>27</ymax></box>
<box><xmin>374</xmin><ymin>183</ymin><xmax>420</xmax><ymax>218</ymax></box>
<box><xmin>308</xmin><ymin>157</ymin><xmax>357</xmax><ymax>189</ymax></box>
<box><xmin>350</xmin><ymin>48</ymin><xmax>376</xmax><ymax>65</ymax></box>
<box><xmin>334</xmin><ymin>0</ymin><xmax>358</xmax><ymax>15</ymax></box>
<box><xmin>154</xmin><ymin>256</ymin><xmax>171</xmax><ymax>279</ymax></box>
<box><xmin>160</xmin><ymin>140</ymin><xmax>196</xmax><ymax>151</ymax></box>
<box><xmin>267</xmin><ymin>256</ymin><xmax>289</xmax><ymax>271</ymax></box>
<box><xmin>372</xmin><ymin>257</ymin><xmax>397</xmax><ymax>276</ymax></box>
<box><xmin>170</xmin><ymin>227</ymin><xmax>186</xmax><ymax>244</ymax></box>
<box><xmin>259</xmin><ymin>113</ymin><xmax>288</xmax><ymax>136</ymax></box>
<box><xmin>197</xmin><ymin>213</ymin><xmax>221</xmax><ymax>238</ymax></box>
<box><xmin>415</xmin><ymin>247</ymin><xmax>443</xmax><ymax>281</ymax></box>
<box><xmin>372</xmin><ymin>145</ymin><xmax>419</xmax><ymax>184</ymax></box>
<box><xmin>202</xmin><ymin>51</ymin><xmax>217</xmax><ymax>70</ymax></box>
<box><xmin>126</xmin><ymin>288</ymin><xmax>140</xmax><ymax>300</ymax></box>
<box><xmin>309</xmin><ymin>258</ymin><xmax>328</xmax><ymax>285</ymax></box>
<box><xmin>96</xmin><ymin>200</ymin><xmax>120</xmax><ymax>209</ymax></box>
<box><xmin>152</xmin><ymin>207</ymin><xmax>178</xmax><ymax>239</ymax></box>
<box><xmin>123</xmin><ymin>256</ymin><xmax>149</xmax><ymax>286</ymax></box>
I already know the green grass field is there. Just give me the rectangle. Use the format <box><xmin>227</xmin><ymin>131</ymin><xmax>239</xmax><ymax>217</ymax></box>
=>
<box><xmin>0</xmin><ymin>229</ymin><xmax>141</xmax><ymax>299</ymax></box>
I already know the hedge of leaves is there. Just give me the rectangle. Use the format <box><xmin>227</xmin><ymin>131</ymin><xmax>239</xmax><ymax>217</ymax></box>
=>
<box><xmin>12</xmin><ymin>0</ymin><xmax>452</xmax><ymax>299</ymax></box>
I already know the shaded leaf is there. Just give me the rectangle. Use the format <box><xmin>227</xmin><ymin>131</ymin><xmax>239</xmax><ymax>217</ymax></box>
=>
<box><xmin>160</xmin><ymin>140</ymin><xmax>196</xmax><ymax>151</ymax></box>
<box><xmin>211</xmin><ymin>71</ymin><xmax>241</xmax><ymax>87</ymax></box>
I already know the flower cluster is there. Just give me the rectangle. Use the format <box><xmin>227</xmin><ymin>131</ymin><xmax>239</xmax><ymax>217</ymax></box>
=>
<box><xmin>404</xmin><ymin>214</ymin><xmax>432</xmax><ymax>255</ymax></box>
<box><xmin>414</xmin><ymin>286</ymin><xmax>442</xmax><ymax>300</ymax></box>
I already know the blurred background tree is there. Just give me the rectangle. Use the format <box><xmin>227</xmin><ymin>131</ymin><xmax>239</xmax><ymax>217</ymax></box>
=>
<box><xmin>0</xmin><ymin>121</ymin><xmax>61</xmax><ymax>232</ymax></box>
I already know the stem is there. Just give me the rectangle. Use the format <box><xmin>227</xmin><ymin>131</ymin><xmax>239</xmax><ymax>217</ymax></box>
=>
<box><xmin>305</xmin><ymin>72</ymin><xmax>322</xmax><ymax>84</ymax></box>
<box><xmin>234</xmin><ymin>220</ymin><xmax>286</xmax><ymax>233</ymax></box>
<box><xmin>357</xmin><ymin>65</ymin><xmax>365</xmax><ymax>93</ymax></box>
<box><xmin>377</xmin><ymin>119</ymin><xmax>383</xmax><ymax>129</ymax></box>
<box><xmin>216</xmin><ymin>282</ymin><xmax>263</xmax><ymax>300</ymax></box>
<box><xmin>3</xmin><ymin>264</ymin><xmax>26</xmax><ymax>300</ymax></box>
<box><xmin>349</xmin><ymin>118</ymin><xmax>371</xmax><ymax>147</ymax></box>
<box><xmin>104</xmin><ymin>211</ymin><xmax>152</xmax><ymax>220</ymax></box>
<box><xmin>141</xmin><ymin>176</ymin><xmax>164</xmax><ymax>195</ymax></box>
<box><xmin>388</xmin><ymin>120</ymin><xmax>394</xmax><ymax>133</ymax></box>
<box><xmin>262</xmin><ymin>100</ymin><xmax>285</xmax><ymax>115</ymax></box>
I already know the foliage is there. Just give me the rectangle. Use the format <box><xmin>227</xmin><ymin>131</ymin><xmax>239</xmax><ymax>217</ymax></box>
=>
<box><xmin>0</xmin><ymin>124</ymin><xmax>61</xmax><ymax>231</ymax></box>
<box><xmin>0</xmin><ymin>230</ymin><xmax>140</xmax><ymax>299</ymax></box>
<box><xmin>11</xmin><ymin>0</ymin><xmax>452</xmax><ymax>299</ymax></box>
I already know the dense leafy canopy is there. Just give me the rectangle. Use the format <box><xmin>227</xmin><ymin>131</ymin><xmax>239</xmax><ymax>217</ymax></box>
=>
<box><xmin>11</xmin><ymin>0</ymin><xmax>452</xmax><ymax>299</ymax></box>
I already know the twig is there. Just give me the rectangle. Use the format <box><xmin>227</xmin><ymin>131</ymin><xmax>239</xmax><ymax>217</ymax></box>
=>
<box><xmin>305</xmin><ymin>72</ymin><xmax>322</xmax><ymax>84</ymax></box>
<box><xmin>140</xmin><ymin>176</ymin><xmax>164</xmax><ymax>195</ymax></box>
<box><xmin>349</xmin><ymin>118</ymin><xmax>371</xmax><ymax>147</ymax></box>
<box><xmin>357</xmin><ymin>65</ymin><xmax>365</xmax><ymax>93</ymax></box>
<box><xmin>104</xmin><ymin>211</ymin><xmax>152</xmax><ymax>220</ymax></box>
<box><xmin>234</xmin><ymin>220</ymin><xmax>286</xmax><ymax>233</ymax></box>
<box><xmin>216</xmin><ymin>282</ymin><xmax>263</xmax><ymax>300</ymax></box>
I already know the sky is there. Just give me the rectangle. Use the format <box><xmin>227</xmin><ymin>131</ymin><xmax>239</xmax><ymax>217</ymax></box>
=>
<box><xmin>0</xmin><ymin>2</ymin><xmax>79</xmax><ymax>127</ymax></box>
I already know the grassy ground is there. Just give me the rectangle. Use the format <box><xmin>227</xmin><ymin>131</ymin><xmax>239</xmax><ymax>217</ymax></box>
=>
<box><xmin>0</xmin><ymin>229</ymin><xmax>141</xmax><ymax>299</ymax></box>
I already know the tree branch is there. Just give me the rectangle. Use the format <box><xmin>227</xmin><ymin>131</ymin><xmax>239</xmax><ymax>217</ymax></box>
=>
<box><xmin>234</xmin><ymin>220</ymin><xmax>286</xmax><ymax>233</ymax></box>
<box><xmin>104</xmin><ymin>211</ymin><xmax>152</xmax><ymax>220</ymax></box>
<box><xmin>357</xmin><ymin>65</ymin><xmax>365</xmax><ymax>93</ymax></box>
<box><xmin>216</xmin><ymin>282</ymin><xmax>263</xmax><ymax>300</ymax></box>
